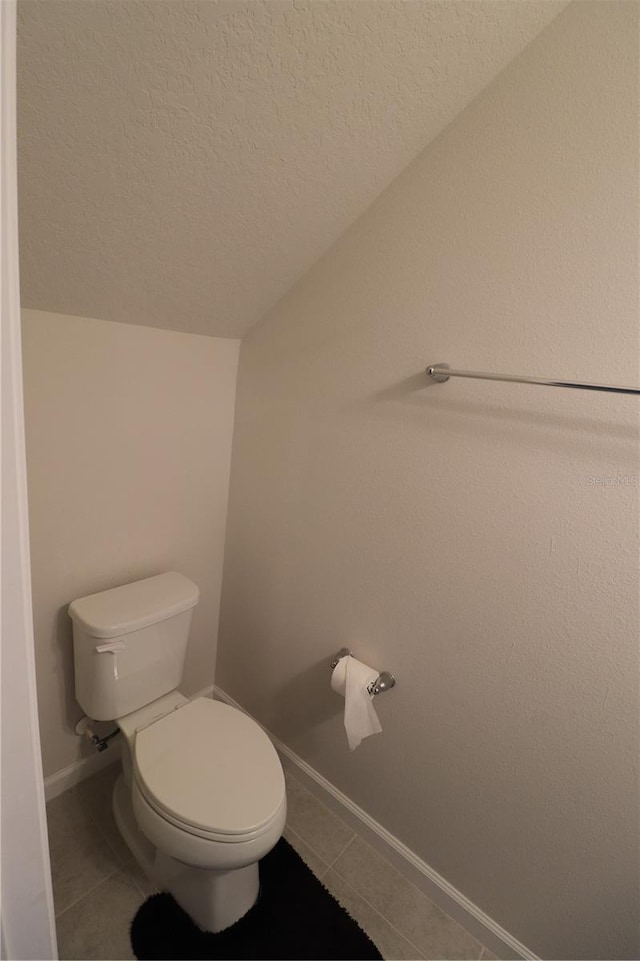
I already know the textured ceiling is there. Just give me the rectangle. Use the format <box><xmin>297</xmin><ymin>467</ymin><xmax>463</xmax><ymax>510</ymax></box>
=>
<box><xmin>17</xmin><ymin>0</ymin><xmax>566</xmax><ymax>339</ymax></box>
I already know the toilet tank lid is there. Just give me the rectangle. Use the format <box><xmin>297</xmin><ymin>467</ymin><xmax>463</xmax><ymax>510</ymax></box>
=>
<box><xmin>68</xmin><ymin>572</ymin><xmax>199</xmax><ymax>638</ymax></box>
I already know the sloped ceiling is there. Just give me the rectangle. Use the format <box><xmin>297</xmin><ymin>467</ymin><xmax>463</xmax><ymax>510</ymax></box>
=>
<box><xmin>17</xmin><ymin>0</ymin><xmax>566</xmax><ymax>339</ymax></box>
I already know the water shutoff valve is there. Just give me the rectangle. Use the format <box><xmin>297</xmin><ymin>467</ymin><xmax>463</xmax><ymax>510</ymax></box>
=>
<box><xmin>75</xmin><ymin>715</ymin><xmax>119</xmax><ymax>752</ymax></box>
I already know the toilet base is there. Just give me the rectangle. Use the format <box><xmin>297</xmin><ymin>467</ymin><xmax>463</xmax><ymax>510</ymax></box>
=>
<box><xmin>113</xmin><ymin>774</ymin><xmax>260</xmax><ymax>933</ymax></box>
<box><xmin>154</xmin><ymin>849</ymin><xmax>259</xmax><ymax>934</ymax></box>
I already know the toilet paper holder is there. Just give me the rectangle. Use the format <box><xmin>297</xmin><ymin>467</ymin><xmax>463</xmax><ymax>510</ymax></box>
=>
<box><xmin>330</xmin><ymin>648</ymin><xmax>396</xmax><ymax>696</ymax></box>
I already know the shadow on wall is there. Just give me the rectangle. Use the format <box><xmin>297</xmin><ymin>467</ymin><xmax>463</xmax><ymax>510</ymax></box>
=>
<box><xmin>368</xmin><ymin>372</ymin><xmax>638</xmax><ymax>458</ymax></box>
<box><xmin>53</xmin><ymin>603</ymin><xmax>85</xmax><ymax>738</ymax></box>
<box><xmin>267</xmin><ymin>659</ymin><xmax>343</xmax><ymax>749</ymax></box>
<box><xmin>52</xmin><ymin>601</ymin><xmax>130</xmax><ymax>761</ymax></box>
<box><xmin>373</xmin><ymin>372</ymin><xmax>432</xmax><ymax>402</ymax></box>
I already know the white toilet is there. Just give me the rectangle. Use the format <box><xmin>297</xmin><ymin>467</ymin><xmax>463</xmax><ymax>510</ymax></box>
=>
<box><xmin>69</xmin><ymin>571</ymin><xmax>286</xmax><ymax>933</ymax></box>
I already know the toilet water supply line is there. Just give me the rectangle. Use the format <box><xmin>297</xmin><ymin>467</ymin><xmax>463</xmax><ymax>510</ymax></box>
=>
<box><xmin>75</xmin><ymin>716</ymin><xmax>120</xmax><ymax>753</ymax></box>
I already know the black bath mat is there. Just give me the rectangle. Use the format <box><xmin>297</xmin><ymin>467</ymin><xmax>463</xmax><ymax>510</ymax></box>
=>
<box><xmin>130</xmin><ymin>837</ymin><xmax>382</xmax><ymax>960</ymax></box>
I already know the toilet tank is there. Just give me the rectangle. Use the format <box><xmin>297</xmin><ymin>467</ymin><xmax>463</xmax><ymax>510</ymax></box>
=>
<box><xmin>69</xmin><ymin>572</ymin><xmax>199</xmax><ymax>721</ymax></box>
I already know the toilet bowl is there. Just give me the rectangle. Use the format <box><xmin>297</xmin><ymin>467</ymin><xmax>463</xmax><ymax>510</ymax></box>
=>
<box><xmin>69</xmin><ymin>573</ymin><xmax>287</xmax><ymax>933</ymax></box>
<box><xmin>115</xmin><ymin>695</ymin><xmax>286</xmax><ymax>931</ymax></box>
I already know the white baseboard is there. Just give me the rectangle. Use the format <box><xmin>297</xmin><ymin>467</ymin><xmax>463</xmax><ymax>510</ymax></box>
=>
<box><xmin>44</xmin><ymin>680</ymin><xmax>535</xmax><ymax>959</ymax></box>
<box><xmin>44</xmin><ymin>684</ymin><xmax>215</xmax><ymax>802</ymax></box>
<box><xmin>44</xmin><ymin>741</ymin><xmax>122</xmax><ymax>801</ymax></box>
<box><xmin>213</xmin><ymin>683</ymin><xmax>537</xmax><ymax>961</ymax></box>
<box><xmin>190</xmin><ymin>683</ymin><xmax>215</xmax><ymax>701</ymax></box>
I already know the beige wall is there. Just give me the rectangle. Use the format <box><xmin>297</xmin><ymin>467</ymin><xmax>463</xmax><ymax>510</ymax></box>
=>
<box><xmin>216</xmin><ymin>4</ymin><xmax>639</xmax><ymax>959</ymax></box>
<box><xmin>22</xmin><ymin>309</ymin><xmax>239</xmax><ymax>778</ymax></box>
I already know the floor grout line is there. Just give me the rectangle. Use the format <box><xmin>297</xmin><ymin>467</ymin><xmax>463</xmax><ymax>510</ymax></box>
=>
<box><xmin>283</xmin><ymin>770</ymin><xmax>498</xmax><ymax>959</ymax></box>
<box><xmin>328</xmin><ymin>867</ymin><xmax>427</xmax><ymax>960</ymax></box>
<box><xmin>81</xmin><ymin>781</ymin><xmax>119</xmax><ymax>830</ymax></box>
<box><xmin>311</xmin><ymin>798</ymin><xmax>488</xmax><ymax>960</ymax></box>
<box><xmin>328</xmin><ymin>838</ymin><xmax>485</xmax><ymax>960</ymax></box>
<box><xmin>75</xmin><ymin>772</ymin><xmax>137</xmax><ymax>872</ymax></box>
<box><xmin>352</xmin><ymin>872</ymin><xmax>483</xmax><ymax>961</ymax></box>
<box><xmin>89</xmin><ymin>816</ymin><xmax>125</xmax><ymax>860</ymax></box>
<box><xmin>284</xmin><ymin>775</ymin><xmax>429</xmax><ymax>956</ymax></box>
<box><xmin>54</xmin><ymin>866</ymin><xmax>121</xmax><ymax>920</ymax></box>
<box><xmin>123</xmin><ymin>862</ymin><xmax>150</xmax><ymax>901</ymax></box>
<box><xmin>328</xmin><ymin>830</ymin><xmax>356</xmax><ymax>868</ymax></box>
<box><xmin>285</xmin><ymin>823</ymin><xmax>343</xmax><ymax>878</ymax></box>
<box><xmin>284</xmin><ymin>770</ymin><xmax>358</xmax><ymax>870</ymax></box>
<box><xmin>53</xmin><ymin>766</ymin><xmax>491</xmax><ymax>960</ymax></box>
<box><xmin>73</xmin><ymin>786</ymin><xmax>151</xmax><ymax>903</ymax></box>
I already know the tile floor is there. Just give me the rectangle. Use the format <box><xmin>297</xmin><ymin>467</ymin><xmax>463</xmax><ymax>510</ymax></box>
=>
<box><xmin>46</xmin><ymin>762</ymin><xmax>498</xmax><ymax>961</ymax></box>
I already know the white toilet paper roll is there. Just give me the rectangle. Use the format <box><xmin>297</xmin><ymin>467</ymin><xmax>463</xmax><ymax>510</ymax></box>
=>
<box><xmin>331</xmin><ymin>656</ymin><xmax>383</xmax><ymax>751</ymax></box>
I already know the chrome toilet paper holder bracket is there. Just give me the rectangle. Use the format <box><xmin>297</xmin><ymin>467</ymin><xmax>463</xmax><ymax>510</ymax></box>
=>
<box><xmin>329</xmin><ymin>647</ymin><xmax>396</xmax><ymax>696</ymax></box>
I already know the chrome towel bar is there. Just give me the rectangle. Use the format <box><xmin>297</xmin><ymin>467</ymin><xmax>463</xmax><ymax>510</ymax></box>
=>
<box><xmin>426</xmin><ymin>363</ymin><xmax>640</xmax><ymax>396</ymax></box>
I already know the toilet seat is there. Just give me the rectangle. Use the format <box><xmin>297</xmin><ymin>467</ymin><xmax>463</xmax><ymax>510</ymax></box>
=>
<box><xmin>133</xmin><ymin>698</ymin><xmax>286</xmax><ymax>843</ymax></box>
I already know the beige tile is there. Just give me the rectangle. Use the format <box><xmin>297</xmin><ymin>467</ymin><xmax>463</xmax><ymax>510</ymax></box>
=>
<box><xmin>334</xmin><ymin>837</ymin><xmax>482</xmax><ymax>961</ymax></box>
<box><xmin>74</xmin><ymin>761</ymin><xmax>121</xmax><ymax>814</ymax></box>
<box><xmin>123</xmin><ymin>857</ymin><xmax>160</xmax><ymax>899</ymax></box>
<box><xmin>75</xmin><ymin>763</ymin><xmax>131</xmax><ymax>864</ymax></box>
<box><xmin>55</xmin><ymin>869</ymin><xmax>143</xmax><ymax>960</ymax></box>
<box><xmin>284</xmin><ymin>772</ymin><xmax>355</xmax><ymax>864</ymax></box>
<box><xmin>323</xmin><ymin>869</ymin><xmax>424</xmax><ymax>960</ymax></box>
<box><xmin>283</xmin><ymin>825</ymin><xmax>331</xmax><ymax>879</ymax></box>
<box><xmin>46</xmin><ymin>787</ymin><xmax>121</xmax><ymax>915</ymax></box>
